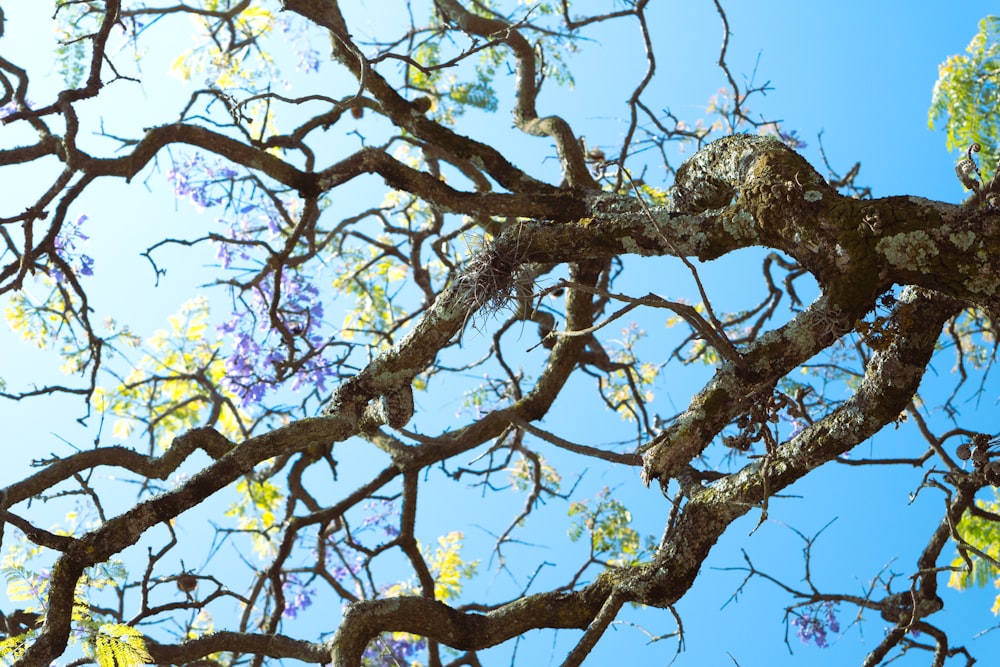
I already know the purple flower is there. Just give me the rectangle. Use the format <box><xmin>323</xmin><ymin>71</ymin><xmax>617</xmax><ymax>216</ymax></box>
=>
<box><xmin>778</xmin><ymin>130</ymin><xmax>807</xmax><ymax>149</ymax></box>
<box><xmin>791</xmin><ymin>602</ymin><xmax>840</xmax><ymax>649</ymax></box>
<box><xmin>329</xmin><ymin>555</ymin><xmax>362</xmax><ymax>582</ymax></box>
<box><xmin>167</xmin><ymin>154</ymin><xmax>238</xmax><ymax>211</ymax></box>
<box><xmin>298</xmin><ymin>49</ymin><xmax>321</xmax><ymax>74</ymax></box>
<box><xmin>362</xmin><ymin>633</ymin><xmax>427</xmax><ymax>666</ymax></box>
<box><xmin>826</xmin><ymin>605</ymin><xmax>840</xmax><ymax>633</ymax></box>
<box><xmin>218</xmin><ymin>268</ymin><xmax>335</xmax><ymax>405</ymax></box>
<box><xmin>361</xmin><ymin>500</ymin><xmax>400</xmax><ymax>537</ymax></box>
<box><xmin>51</xmin><ymin>214</ymin><xmax>94</xmax><ymax>279</ymax></box>
<box><xmin>0</xmin><ymin>98</ymin><xmax>33</xmax><ymax>120</ymax></box>
<box><xmin>282</xmin><ymin>574</ymin><xmax>316</xmax><ymax>619</ymax></box>
<box><xmin>779</xmin><ymin>411</ymin><xmax>806</xmax><ymax>439</ymax></box>
<box><xmin>279</xmin><ymin>15</ymin><xmax>323</xmax><ymax>74</ymax></box>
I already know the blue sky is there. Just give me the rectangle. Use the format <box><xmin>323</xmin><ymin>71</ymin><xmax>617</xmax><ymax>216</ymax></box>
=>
<box><xmin>2</xmin><ymin>2</ymin><xmax>1000</xmax><ymax>666</ymax></box>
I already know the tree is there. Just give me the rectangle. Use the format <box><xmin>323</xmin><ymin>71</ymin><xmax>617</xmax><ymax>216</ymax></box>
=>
<box><xmin>1</xmin><ymin>1</ymin><xmax>1000</xmax><ymax>666</ymax></box>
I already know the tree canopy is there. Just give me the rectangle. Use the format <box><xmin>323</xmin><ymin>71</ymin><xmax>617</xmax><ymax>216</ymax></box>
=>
<box><xmin>2</xmin><ymin>2</ymin><xmax>1000</xmax><ymax>666</ymax></box>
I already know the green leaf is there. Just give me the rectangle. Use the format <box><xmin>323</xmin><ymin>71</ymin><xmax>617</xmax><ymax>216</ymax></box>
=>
<box><xmin>929</xmin><ymin>16</ymin><xmax>1000</xmax><ymax>177</ymax></box>
<box><xmin>449</xmin><ymin>81</ymin><xmax>499</xmax><ymax>112</ymax></box>
<box><xmin>568</xmin><ymin>487</ymin><xmax>650</xmax><ymax>566</ymax></box>
<box><xmin>85</xmin><ymin>623</ymin><xmax>153</xmax><ymax>667</ymax></box>
<box><xmin>4</xmin><ymin>565</ymin><xmax>47</xmax><ymax>607</ymax></box>
<box><xmin>948</xmin><ymin>495</ymin><xmax>1000</xmax><ymax>615</ymax></box>
<box><xmin>0</xmin><ymin>633</ymin><xmax>31</xmax><ymax>666</ymax></box>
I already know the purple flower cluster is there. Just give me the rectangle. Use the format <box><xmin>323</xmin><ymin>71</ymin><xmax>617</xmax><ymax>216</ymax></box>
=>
<box><xmin>360</xmin><ymin>500</ymin><xmax>401</xmax><ymax>538</ymax></box>
<box><xmin>322</xmin><ymin>502</ymin><xmax>398</xmax><ymax>575</ymax></box>
<box><xmin>219</xmin><ymin>269</ymin><xmax>334</xmax><ymax>405</ymax></box>
<box><xmin>791</xmin><ymin>601</ymin><xmax>840</xmax><ymax>648</ymax></box>
<box><xmin>166</xmin><ymin>152</ymin><xmax>344</xmax><ymax>406</ymax></box>
<box><xmin>167</xmin><ymin>154</ymin><xmax>238</xmax><ymax>211</ymax></box>
<box><xmin>310</xmin><ymin>502</ymin><xmax>427</xmax><ymax>665</ymax></box>
<box><xmin>780</xmin><ymin>411</ymin><xmax>805</xmax><ymax>439</ymax></box>
<box><xmin>330</xmin><ymin>559</ymin><xmax>362</xmax><ymax>584</ymax></box>
<box><xmin>778</xmin><ymin>130</ymin><xmax>807</xmax><ymax>149</ymax></box>
<box><xmin>52</xmin><ymin>214</ymin><xmax>95</xmax><ymax>279</ymax></box>
<box><xmin>214</xmin><ymin>211</ymin><xmax>256</xmax><ymax>270</ymax></box>
<box><xmin>361</xmin><ymin>633</ymin><xmax>427</xmax><ymax>666</ymax></box>
<box><xmin>0</xmin><ymin>97</ymin><xmax>33</xmax><ymax>120</ymax></box>
<box><xmin>281</xmin><ymin>573</ymin><xmax>316</xmax><ymax>619</ymax></box>
<box><xmin>279</xmin><ymin>16</ymin><xmax>322</xmax><ymax>74</ymax></box>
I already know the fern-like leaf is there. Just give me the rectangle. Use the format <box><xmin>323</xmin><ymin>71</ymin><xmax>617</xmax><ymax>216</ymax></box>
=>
<box><xmin>86</xmin><ymin>623</ymin><xmax>153</xmax><ymax>667</ymax></box>
<box><xmin>0</xmin><ymin>633</ymin><xmax>31</xmax><ymax>666</ymax></box>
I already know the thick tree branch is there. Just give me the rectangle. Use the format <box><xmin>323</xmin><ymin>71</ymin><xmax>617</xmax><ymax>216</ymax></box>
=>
<box><xmin>628</xmin><ymin>288</ymin><xmax>960</xmax><ymax>607</ymax></box>
<box><xmin>282</xmin><ymin>0</ymin><xmax>560</xmax><ymax>194</ymax></box>
<box><xmin>4</xmin><ymin>4</ymin><xmax>1000</xmax><ymax>661</ymax></box>
<box><xmin>433</xmin><ymin>0</ymin><xmax>595</xmax><ymax>188</ymax></box>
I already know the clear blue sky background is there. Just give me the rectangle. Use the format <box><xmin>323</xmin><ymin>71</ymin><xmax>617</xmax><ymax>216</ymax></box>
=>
<box><xmin>2</xmin><ymin>2</ymin><xmax>1000</xmax><ymax>666</ymax></box>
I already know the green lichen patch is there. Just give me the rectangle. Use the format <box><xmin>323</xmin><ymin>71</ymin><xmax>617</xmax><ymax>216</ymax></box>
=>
<box><xmin>948</xmin><ymin>229</ymin><xmax>977</xmax><ymax>251</ymax></box>
<box><xmin>721</xmin><ymin>208</ymin><xmax>758</xmax><ymax>243</ymax></box>
<box><xmin>875</xmin><ymin>230</ymin><xmax>941</xmax><ymax>271</ymax></box>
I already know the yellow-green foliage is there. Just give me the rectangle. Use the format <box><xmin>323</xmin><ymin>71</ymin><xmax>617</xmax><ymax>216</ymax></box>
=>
<box><xmin>92</xmin><ymin>297</ymin><xmax>249</xmax><ymax>449</ymax></box>
<box><xmin>4</xmin><ymin>564</ymin><xmax>48</xmax><ymax>612</ymax></box>
<box><xmin>84</xmin><ymin>624</ymin><xmax>153</xmax><ymax>667</ymax></box>
<box><xmin>170</xmin><ymin>2</ymin><xmax>276</xmax><ymax>87</ymax></box>
<box><xmin>404</xmin><ymin>0</ymin><xmax>575</xmax><ymax>124</ymax></box>
<box><xmin>948</xmin><ymin>494</ymin><xmax>1000</xmax><ymax>614</ymax></box>
<box><xmin>930</xmin><ymin>16</ymin><xmax>1000</xmax><ymax>177</ymax></box>
<box><xmin>5</xmin><ymin>279</ymin><xmax>140</xmax><ymax>377</ymax></box>
<box><xmin>383</xmin><ymin>531</ymin><xmax>479</xmax><ymax>602</ymax></box>
<box><xmin>424</xmin><ymin>531</ymin><xmax>479</xmax><ymax>602</ymax></box>
<box><xmin>51</xmin><ymin>0</ymin><xmax>95</xmax><ymax>87</ymax></box>
<box><xmin>600</xmin><ymin>323</ymin><xmax>659</xmax><ymax>421</ymax></box>
<box><xmin>946</xmin><ymin>308</ymin><xmax>996</xmax><ymax>371</ymax></box>
<box><xmin>332</xmin><ymin>245</ymin><xmax>408</xmax><ymax>344</ymax></box>
<box><xmin>635</xmin><ymin>182</ymin><xmax>671</xmax><ymax>206</ymax></box>
<box><xmin>509</xmin><ymin>454</ymin><xmax>562</xmax><ymax>494</ymax></box>
<box><xmin>167</xmin><ymin>1</ymin><xmax>281</xmax><ymax>141</ymax></box>
<box><xmin>226</xmin><ymin>477</ymin><xmax>286</xmax><ymax>559</ymax></box>
<box><xmin>0</xmin><ymin>636</ymin><xmax>29</xmax><ymax>666</ymax></box>
<box><xmin>1</xmin><ymin>555</ymin><xmax>150</xmax><ymax>666</ymax></box>
<box><xmin>5</xmin><ymin>282</ymin><xmax>74</xmax><ymax>350</ymax></box>
<box><xmin>568</xmin><ymin>487</ymin><xmax>651</xmax><ymax>567</ymax></box>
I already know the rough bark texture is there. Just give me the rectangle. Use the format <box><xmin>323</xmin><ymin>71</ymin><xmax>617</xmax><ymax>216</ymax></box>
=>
<box><xmin>2</xmin><ymin>2</ymin><xmax>998</xmax><ymax>666</ymax></box>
